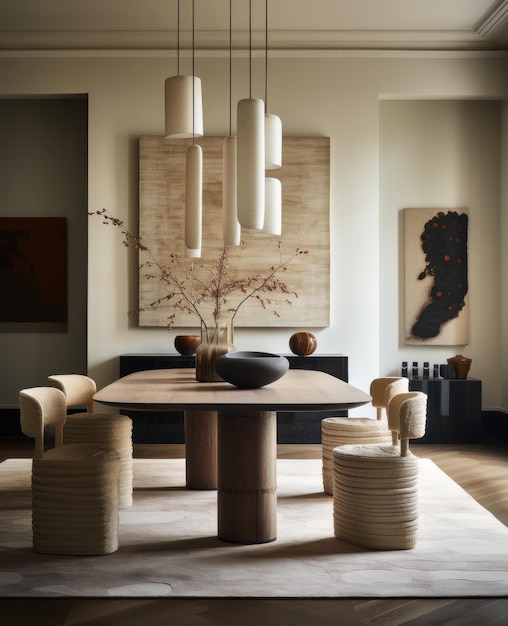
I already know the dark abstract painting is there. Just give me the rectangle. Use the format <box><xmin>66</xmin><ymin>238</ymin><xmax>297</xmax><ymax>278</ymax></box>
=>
<box><xmin>405</xmin><ymin>208</ymin><xmax>469</xmax><ymax>345</ymax></box>
<box><xmin>0</xmin><ymin>217</ymin><xmax>67</xmax><ymax>331</ymax></box>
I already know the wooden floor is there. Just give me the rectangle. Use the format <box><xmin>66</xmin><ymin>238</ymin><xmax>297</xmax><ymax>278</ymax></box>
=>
<box><xmin>1</xmin><ymin>440</ymin><xmax>508</xmax><ymax>626</ymax></box>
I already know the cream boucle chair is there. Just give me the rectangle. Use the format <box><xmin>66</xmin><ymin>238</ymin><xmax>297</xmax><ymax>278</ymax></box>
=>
<box><xmin>19</xmin><ymin>387</ymin><xmax>120</xmax><ymax>555</ymax></box>
<box><xmin>48</xmin><ymin>374</ymin><xmax>133</xmax><ymax>508</ymax></box>
<box><xmin>332</xmin><ymin>391</ymin><xmax>427</xmax><ymax>550</ymax></box>
<box><xmin>321</xmin><ymin>377</ymin><xmax>409</xmax><ymax>494</ymax></box>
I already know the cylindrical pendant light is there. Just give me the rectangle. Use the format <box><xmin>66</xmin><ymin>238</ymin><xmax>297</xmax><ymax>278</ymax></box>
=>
<box><xmin>164</xmin><ymin>0</ymin><xmax>203</xmax><ymax>139</ymax></box>
<box><xmin>237</xmin><ymin>0</ymin><xmax>265</xmax><ymax>231</ymax></box>
<box><xmin>184</xmin><ymin>0</ymin><xmax>202</xmax><ymax>258</ymax></box>
<box><xmin>222</xmin><ymin>0</ymin><xmax>240</xmax><ymax>247</ymax></box>
<box><xmin>223</xmin><ymin>138</ymin><xmax>240</xmax><ymax>247</ymax></box>
<box><xmin>265</xmin><ymin>112</ymin><xmax>282</xmax><ymax>169</ymax></box>
<box><xmin>185</xmin><ymin>143</ymin><xmax>202</xmax><ymax>258</ymax></box>
<box><xmin>237</xmin><ymin>97</ymin><xmax>265</xmax><ymax>230</ymax></box>
<box><xmin>165</xmin><ymin>75</ymin><xmax>203</xmax><ymax>139</ymax></box>
<box><xmin>264</xmin><ymin>0</ymin><xmax>282</xmax><ymax>170</ymax></box>
<box><xmin>264</xmin><ymin>176</ymin><xmax>282</xmax><ymax>235</ymax></box>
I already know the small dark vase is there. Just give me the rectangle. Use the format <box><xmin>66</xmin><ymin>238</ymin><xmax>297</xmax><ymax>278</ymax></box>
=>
<box><xmin>174</xmin><ymin>335</ymin><xmax>201</xmax><ymax>356</ymax></box>
<box><xmin>447</xmin><ymin>354</ymin><xmax>472</xmax><ymax>379</ymax></box>
<box><xmin>289</xmin><ymin>332</ymin><xmax>317</xmax><ymax>356</ymax></box>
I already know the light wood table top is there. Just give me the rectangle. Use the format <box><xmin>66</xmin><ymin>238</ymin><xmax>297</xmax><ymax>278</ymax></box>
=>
<box><xmin>94</xmin><ymin>368</ymin><xmax>371</xmax><ymax>412</ymax></box>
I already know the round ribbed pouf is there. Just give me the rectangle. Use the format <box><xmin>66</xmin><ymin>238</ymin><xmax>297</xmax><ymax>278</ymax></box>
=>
<box><xmin>321</xmin><ymin>418</ymin><xmax>392</xmax><ymax>495</ymax></box>
<box><xmin>321</xmin><ymin>377</ymin><xmax>409</xmax><ymax>495</ymax></box>
<box><xmin>63</xmin><ymin>414</ymin><xmax>133</xmax><ymax>508</ymax></box>
<box><xmin>332</xmin><ymin>444</ymin><xmax>419</xmax><ymax>550</ymax></box>
<box><xmin>32</xmin><ymin>443</ymin><xmax>120</xmax><ymax>555</ymax></box>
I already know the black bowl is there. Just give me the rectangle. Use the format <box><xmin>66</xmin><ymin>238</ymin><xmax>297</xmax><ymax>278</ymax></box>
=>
<box><xmin>215</xmin><ymin>351</ymin><xmax>289</xmax><ymax>388</ymax></box>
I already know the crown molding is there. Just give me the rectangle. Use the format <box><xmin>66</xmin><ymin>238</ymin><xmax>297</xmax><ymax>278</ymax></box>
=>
<box><xmin>2</xmin><ymin>48</ymin><xmax>508</xmax><ymax>61</ymax></box>
<box><xmin>475</xmin><ymin>0</ymin><xmax>508</xmax><ymax>44</ymax></box>
<box><xmin>0</xmin><ymin>27</ymin><xmax>506</xmax><ymax>54</ymax></box>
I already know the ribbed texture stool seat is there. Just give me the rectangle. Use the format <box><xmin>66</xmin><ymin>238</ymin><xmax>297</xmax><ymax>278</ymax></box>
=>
<box><xmin>321</xmin><ymin>377</ymin><xmax>408</xmax><ymax>495</ymax></box>
<box><xmin>333</xmin><ymin>444</ymin><xmax>419</xmax><ymax>550</ymax></box>
<box><xmin>322</xmin><ymin>419</ymin><xmax>391</xmax><ymax>495</ymax></box>
<box><xmin>48</xmin><ymin>374</ymin><xmax>133</xmax><ymax>508</ymax></box>
<box><xmin>63</xmin><ymin>413</ymin><xmax>133</xmax><ymax>508</ymax></box>
<box><xmin>19</xmin><ymin>387</ymin><xmax>122</xmax><ymax>556</ymax></box>
<box><xmin>32</xmin><ymin>443</ymin><xmax>120</xmax><ymax>555</ymax></box>
<box><xmin>332</xmin><ymin>391</ymin><xmax>427</xmax><ymax>551</ymax></box>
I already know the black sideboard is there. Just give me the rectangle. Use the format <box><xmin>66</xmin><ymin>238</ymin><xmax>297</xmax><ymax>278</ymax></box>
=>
<box><xmin>119</xmin><ymin>353</ymin><xmax>348</xmax><ymax>444</ymax></box>
<box><xmin>409</xmin><ymin>377</ymin><xmax>482</xmax><ymax>444</ymax></box>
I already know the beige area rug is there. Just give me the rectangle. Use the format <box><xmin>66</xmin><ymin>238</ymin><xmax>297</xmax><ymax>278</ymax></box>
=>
<box><xmin>1</xmin><ymin>457</ymin><xmax>508</xmax><ymax>598</ymax></box>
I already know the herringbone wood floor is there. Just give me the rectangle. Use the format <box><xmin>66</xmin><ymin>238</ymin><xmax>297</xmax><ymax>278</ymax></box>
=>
<box><xmin>1</xmin><ymin>440</ymin><xmax>508</xmax><ymax>626</ymax></box>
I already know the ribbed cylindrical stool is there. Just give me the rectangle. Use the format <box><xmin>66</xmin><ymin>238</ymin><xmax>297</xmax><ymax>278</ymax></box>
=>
<box><xmin>48</xmin><ymin>375</ymin><xmax>133</xmax><ymax>509</ymax></box>
<box><xmin>322</xmin><ymin>419</ymin><xmax>392</xmax><ymax>495</ymax></box>
<box><xmin>32</xmin><ymin>443</ymin><xmax>120</xmax><ymax>555</ymax></box>
<box><xmin>321</xmin><ymin>377</ymin><xmax>408</xmax><ymax>495</ymax></box>
<box><xmin>332</xmin><ymin>391</ymin><xmax>427</xmax><ymax>550</ymax></box>
<box><xmin>333</xmin><ymin>444</ymin><xmax>419</xmax><ymax>550</ymax></box>
<box><xmin>63</xmin><ymin>414</ymin><xmax>133</xmax><ymax>509</ymax></box>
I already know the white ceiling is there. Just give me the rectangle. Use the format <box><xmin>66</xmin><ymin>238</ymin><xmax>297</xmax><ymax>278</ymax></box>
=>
<box><xmin>0</xmin><ymin>0</ymin><xmax>508</xmax><ymax>52</ymax></box>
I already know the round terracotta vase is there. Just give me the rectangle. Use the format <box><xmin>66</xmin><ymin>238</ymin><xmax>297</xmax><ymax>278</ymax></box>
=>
<box><xmin>447</xmin><ymin>354</ymin><xmax>472</xmax><ymax>379</ymax></box>
<box><xmin>289</xmin><ymin>332</ymin><xmax>317</xmax><ymax>356</ymax></box>
<box><xmin>174</xmin><ymin>335</ymin><xmax>201</xmax><ymax>356</ymax></box>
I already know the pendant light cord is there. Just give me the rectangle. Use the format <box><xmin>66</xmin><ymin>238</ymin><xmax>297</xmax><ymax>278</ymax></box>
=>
<box><xmin>229</xmin><ymin>0</ymin><xmax>232</xmax><ymax>137</ymax></box>
<box><xmin>249</xmin><ymin>0</ymin><xmax>252</xmax><ymax>99</ymax></box>
<box><xmin>177</xmin><ymin>0</ymin><xmax>180</xmax><ymax>76</ymax></box>
<box><xmin>192</xmin><ymin>0</ymin><xmax>195</xmax><ymax>144</ymax></box>
<box><xmin>265</xmin><ymin>0</ymin><xmax>268</xmax><ymax>113</ymax></box>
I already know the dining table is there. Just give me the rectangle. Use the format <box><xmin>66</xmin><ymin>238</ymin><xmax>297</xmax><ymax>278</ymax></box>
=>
<box><xmin>94</xmin><ymin>367</ymin><xmax>371</xmax><ymax>544</ymax></box>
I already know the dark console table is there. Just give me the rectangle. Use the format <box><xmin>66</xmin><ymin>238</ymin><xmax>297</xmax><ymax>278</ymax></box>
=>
<box><xmin>119</xmin><ymin>353</ymin><xmax>348</xmax><ymax>444</ymax></box>
<box><xmin>409</xmin><ymin>377</ymin><xmax>482</xmax><ymax>444</ymax></box>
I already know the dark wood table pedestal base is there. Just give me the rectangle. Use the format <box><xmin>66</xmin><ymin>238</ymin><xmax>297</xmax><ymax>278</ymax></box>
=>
<box><xmin>217</xmin><ymin>410</ymin><xmax>277</xmax><ymax>544</ymax></box>
<box><xmin>184</xmin><ymin>410</ymin><xmax>217</xmax><ymax>490</ymax></box>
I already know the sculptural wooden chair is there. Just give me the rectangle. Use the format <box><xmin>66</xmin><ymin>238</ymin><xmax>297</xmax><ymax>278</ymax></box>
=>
<box><xmin>19</xmin><ymin>387</ymin><xmax>120</xmax><ymax>555</ymax></box>
<box><xmin>332</xmin><ymin>390</ymin><xmax>427</xmax><ymax>550</ymax></box>
<box><xmin>321</xmin><ymin>377</ymin><xmax>409</xmax><ymax>494</ymax></box>
<box><xmin>48</xmin><ymin>374</ymin><xmax>133</xmax><ymax>508</ymax></box>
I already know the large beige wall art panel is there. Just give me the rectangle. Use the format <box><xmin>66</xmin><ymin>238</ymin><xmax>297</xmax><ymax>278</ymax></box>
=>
<box><xmin>404</xmin><ymin>208</ymin><xmax>469</xmax><ymax>346</ymax></box>
<box><xmin>139</xmin><ymin>136</ymin><xmax>330</xmax><ymax>328</ymax></box>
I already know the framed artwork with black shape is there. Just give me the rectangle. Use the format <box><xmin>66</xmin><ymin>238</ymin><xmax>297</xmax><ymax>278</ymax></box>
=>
<box><xmin>404</xmin><ymin>208</ymin><xmax>468</xmax><ymax>346</ymax></box>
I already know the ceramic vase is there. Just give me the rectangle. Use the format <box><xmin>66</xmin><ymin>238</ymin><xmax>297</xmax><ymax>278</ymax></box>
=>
<box><xmin>289</xmin><ymin>331</ymin><xmax>317</xmax><ymax>356</ymax></box>
<box><xmin>447</xmin><ymin>354</ymin><xmax>472</xmax><ymax>379</ymax></box>
<box><xmin>174</xmin><ymin>335</ymin><xmax>201</xmax><ymax>355</ymax></box>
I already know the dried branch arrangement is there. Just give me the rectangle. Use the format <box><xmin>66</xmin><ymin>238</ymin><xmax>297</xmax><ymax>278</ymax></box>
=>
<box><xmin>91</xmin><ymin>209</ymin><xmax>308</xmax><ymax>330</ymax></box>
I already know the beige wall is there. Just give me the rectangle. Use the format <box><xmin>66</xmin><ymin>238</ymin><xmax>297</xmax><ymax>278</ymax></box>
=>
<box><xmin>0</xmin><ymin>52</ymin><xmax>507</xmax><ymax>413</ymax></box>
<box><xmin>380</xmin><ymin>100</ymin><xmax>501</xmax><ymax>409</ymax></box>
